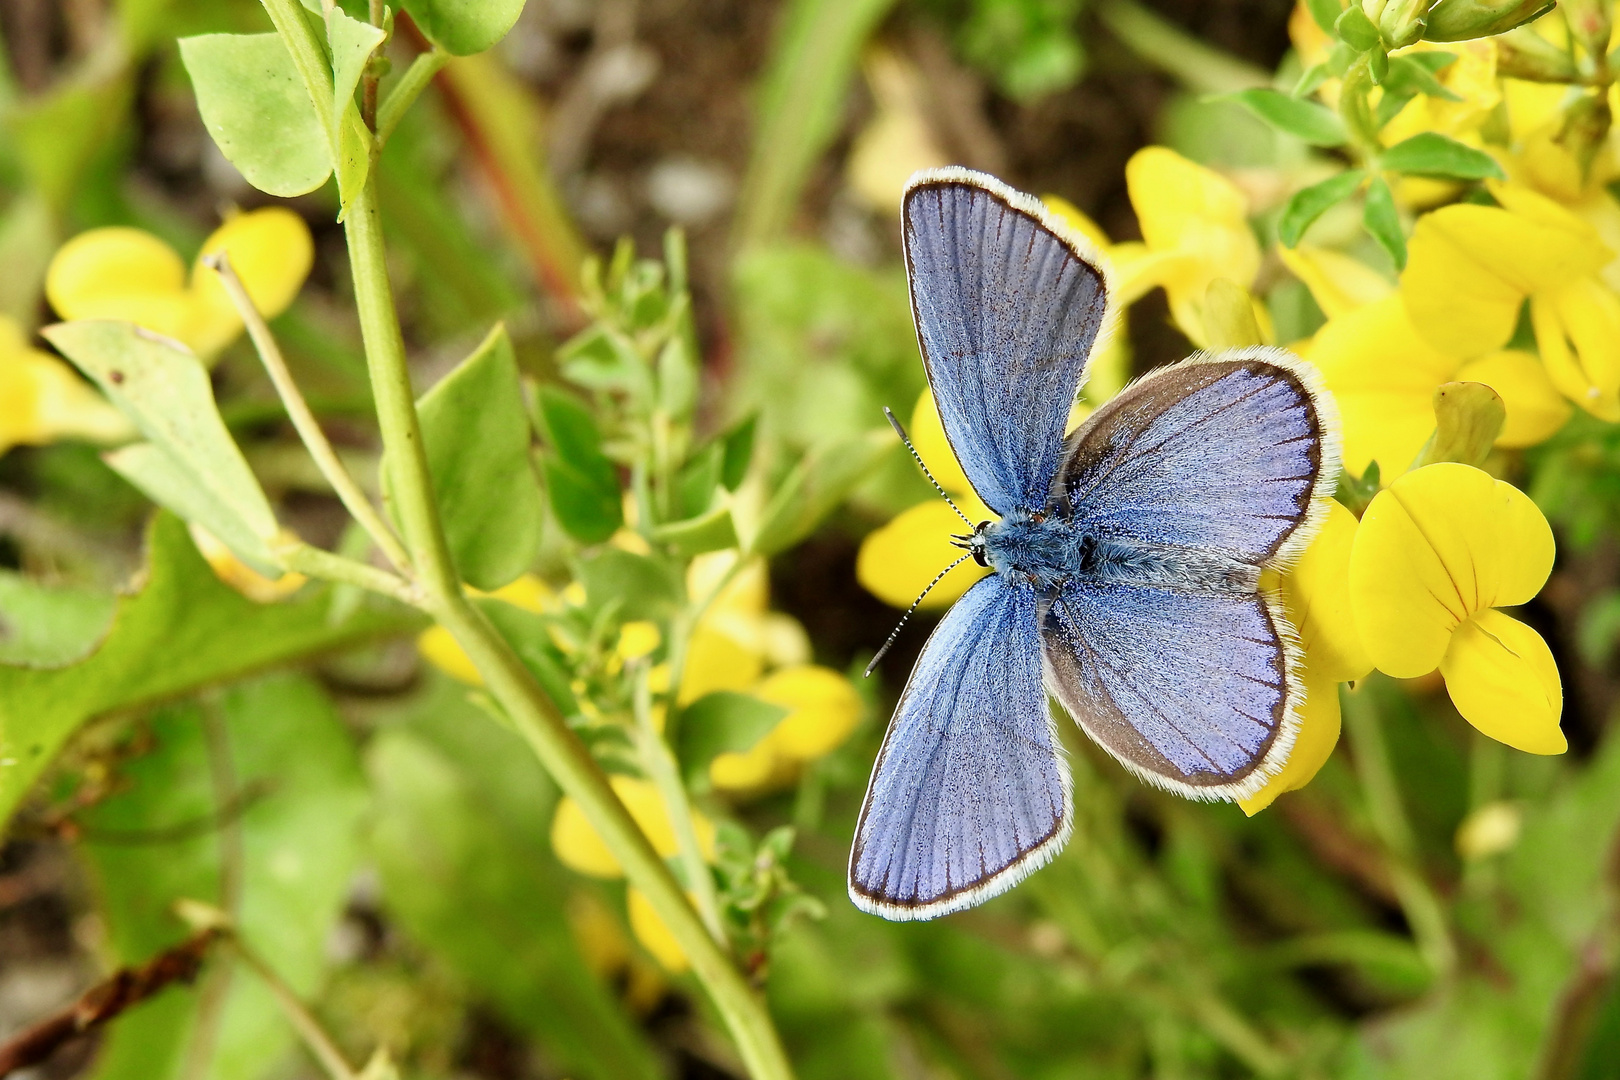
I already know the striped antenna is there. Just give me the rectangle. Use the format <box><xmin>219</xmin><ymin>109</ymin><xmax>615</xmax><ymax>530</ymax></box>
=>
<box><xmin>885</xmin><ymin>407</ymin><xmax>973</xmax><ymax>528</ymax></box>
<box><xmin>865</xmin><ymin>553</ymin><xmax>973</xmax><ymax>677</ymax></box>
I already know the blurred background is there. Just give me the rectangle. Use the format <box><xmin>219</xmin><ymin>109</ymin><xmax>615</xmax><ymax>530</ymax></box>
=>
<box><xmin>3</xmin><ymin>0</ymin><xmax>1620</xmax><ymax>1078</ymax></box>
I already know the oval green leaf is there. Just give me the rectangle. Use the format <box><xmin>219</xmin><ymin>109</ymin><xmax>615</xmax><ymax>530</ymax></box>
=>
<box><xmin>1379</xmin><ymin>132</ymin><xmax>1505</xmax><ymax>180</ymax></box>
<box><xmin>179</xmin><ymin>33</ymin><xmax>331</xmax><ymax>197</ymax></box>
<box><xmin>1279</xmin><ymin>169</ymin><xmax>1366</xmax><ymax>247</ymax></box>
<box><xmin>401</xmin><ymin>0</ymin><xmax>524</xmax><ymax>55</ymax></box>
<box><xmin>1225</xmin><ymin>88</ymin><xmax>1348</xmax><ymax>147</ymax></box>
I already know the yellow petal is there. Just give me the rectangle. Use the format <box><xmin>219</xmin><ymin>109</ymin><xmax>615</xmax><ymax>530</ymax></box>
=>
<box><xmin>551</xmin><ymin>776</ymin><xmax>717</xmax><ymax>878</ymax></box>
<box><xmin>1042</xmin><ymin>194</ymin><xmax>1112</xmax><ymax>250</ymax></box>
<box><xmin>847</xmin><ymin>49</ymin><xmax>949</xmax><ymax>213</ymax></box>
<box><xmin>1280</xmin><ymin>500</ymin><xmax>1372</xmax><ymax>682</ymax></box>
<box><xmin>856</xmin><ymin>500</ymin><xmax>991</xmax><ymax>610</ymax></box>
<box><xmin>1238</xmin><ymin>659</ymin><xmax>1341</xmax><ymax>815</ymax></box>
<box><xmin>1439</xmin><ymin>609</ymin><xmax>1565</xmax><ymax>754</ymax></box>
<box><xmin>1532</xmin><ymin>277</ymin><xmax>1620</xmax><ymax>421</ymax></box>
<box><xmin>709</xmin><ymin>739</ymin><xmax>778</xmax><ymax>792</ymax></box>
<box><xmin>1125</xmin><ymin>147</ymin><xmax>1257</xmax><ymax>281</ymax></box>
<box><xmin>627</xmin><ymin>888</ymin><xmax>690</xmax><ymax>973</ymax></box>
<box><xmin>418</xmin><ymin>625</ymin><xmax>483</xmax><ymax>685</ymax></box>
<box><xmin>679</xmin><ymin>624</ymin><xmax>765</xmax><ymax>703</ymax></box>
<box><xmin>189</xmin><ymin>522</ymin><xmax>305</xmax><ymax>602</ymax></box>
<box><xmin>46</xmin><ymin>226</ymin><xmax>187</xmax><ymax>317</ymax></box>
<box><xmin>0</xmin><ymin>321</ymin><xmax>132</xmax><ymax>453</ymax></box>
<box><xmin>616</xmin><ymin>620</ymin><xmax>662</xmax><ymax>661</ymax></box>
<box><xmin>1454</xmin><ymin>350</ymin><xmax>1572</xmax><ymax>447</ymax></box>
<box><xmin>1277</xmin><ymin>244</ymin><xmax>1394</xmax><ymax>319</ymax></box>
<box><xmin>1349</xmin><ymin>463</ymin><xmax>1553</xmax><ymax>677</ymax></box>
<box><xmin>1307</xmin><ymin>294</ymin><xmax>1461</xmax><ymax>475</ymax></box>
<box><xmin>1401</xmin><ymin>200</ymin><xmax>1608</xmax><ymax>356</ymax></box>
<box><xmin>192</xmin><ymin>207</ymin><xmax>315</xmax><ymax>323</ymax></box>
<box><xmin>757</xmin><ymin>665</ymin><xmax>863</xmax><ymax>761</ymax></box>
<box><xmin>486</xmin><ymin>573</ymin><xmax>558</xmax><ymax>614</ymax></box>
<box><xmin>688</xmin><ymin>549</ymin><xmax>768</xmax><ymax>618</ymax></box>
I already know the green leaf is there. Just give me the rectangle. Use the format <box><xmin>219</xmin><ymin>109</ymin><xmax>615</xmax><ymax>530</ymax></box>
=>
<box><xmin>325</xmin><ymin>6</ymin><xmax>384</xmax><ymax>129</ymax></box>
<box><xmin>721</xmin><ymin>414</ymin><xmax>758</xmax><ymax>491</ymax></box>
<box><xmin>1363</xmin><ymin>175</ymin><xmax>1407</xmax><ymax>269</ymax></box>
<box><xmin>535</xmin><ymin>385</ymin><xmax>623</xmax><ymax>545</ymax></box>
<box><xmin>3</xmin><ymin>73</ymin><xmax>133</xmax><ymax>213</ymax></box>
<box><xmin>366</xmin><ymin>683</ymin><xmax>662</xmax><ymax>1079</ymax></box>
<box><xmin>675</xmin><ymin>690</ymin><xmax>788</xmax><ymax>791</ymax></box>
<box><xmin>400</xmin><ymin>0</ymin><xmax>525</xmax><ymax>55</ymax></box>
<box><xmin>414</xmin><ymin>324</ymin><xmax>543</xmax><ymax>590</ymax></box>
<box><xmin>676</xmin><ymin>441</ymin><xmax>723</xmax><ymax>520</ymax></box>
<box><xmin>749</xmin><ymin>429</ymin><xmax>895</xmax><ymax>556</ymax></box>
<box><xmin>0</xmin><ymin>573</ymin><xmax>116</xmax><ymax>667</ymax></box>
<box><xmin>43</xmin><ymin>321</ymin><xmax>280</xmax><ymax>574</ymax></box>
<box><xmin>1279</xmin><ymin>169</ymin><xmax>1366</xmax><ymax>247</ymax></box>
<box><xmin>1380</xmin><ymin>131</ymin><xmax>1506</xmax><ymax>180</ymax></box>
<box><xmin>1335</xmin><ymin>5</ymin><xmax>1381</xmax><ymax>50</ymax></box>
<box><xmin>0</xmin><ymin>514</ymin><xmax>412</xmax><ymax>831</ymax></box>
<box><xmin>1223</xmin><ymin>88</ymin><xmax>1347</xmax><ymax>146</ymax></box>
<box><xmin>1305</xmin><ymin>0</ymin><xmax>1342</xmax><ymax>33</ymax></box>
<box><xmin>578</xmin><ymin>548</ymin><xmax>681</xmax><ymax>621</ymax></box>
<box><xmin>650</xmin><ymin>504</ymin><xmax>739</xmax><ymax>557</ymax></box>
<box><xmin>82</xmin><ymin>675</ymin><xmax>368</xmax><ymax>1080</ymax></box>
<box><xmin>179</xmin><ymin>33</ymin><xmax>332</xmax><ymax>198</ymax></box>
<box><xmin>1383</xmin><ymin>52</ymin><xmax>1461</xmax><ymax>101</ymax></box>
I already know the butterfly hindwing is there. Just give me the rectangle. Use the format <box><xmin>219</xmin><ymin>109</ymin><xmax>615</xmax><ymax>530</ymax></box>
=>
<box><xmin>1041</xmin><ymin>578</ymin><xmax>1296</xmax><ymax>799</ymax></box>
<box><xmin>849</xmin><ymin>574</ymin><xmax>1070</xmax><ymax>920</ymax></box>
<box><xmin>903</xmin><ymin>169</ymin><xmax>1109</xmax><ymax>516</ymax></box>
<box><xmin>1054</xmin><ymin>348</ymin><xmax>1339</xmax><ymax>567</ymax></box>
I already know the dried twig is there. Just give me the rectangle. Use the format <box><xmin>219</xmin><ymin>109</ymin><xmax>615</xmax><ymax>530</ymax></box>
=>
<box><xmin>0</xmin><ymin>929</ymin><xmax>223</xmax><ymax>1075</ymax></box>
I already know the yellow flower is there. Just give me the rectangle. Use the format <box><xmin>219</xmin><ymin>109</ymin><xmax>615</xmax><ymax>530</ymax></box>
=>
<box><xmin>1113</xmin><ymin>147</ymin><xmax>1266</xmax><ymax>347</ymax></box>
<box><xmin>1381</xmin><ymin>40</ymin><xmax>1501</xmax><ymax>207</ymax></box>
<box><xmin>1401</xmin><ymin>185</ymin><xmax>1620</xmax><ymax>420</ymax></box>
<box><xmin>0</xmin><ymin>315</ymin><xmax>131</xmax><ymax>455</ymax></box>
<box><xmin>1306</xmin><ymin>294</ymin><xmax>1569</xmax><ymax>475</ymax></box>
<box><xmin>709</xmin><ymin>665</ymin><xmax>863</xmax><ymax>793</ymax></box>
<box><xmin>45</xmin><ymin>207</ymin><xmax>314</xmax><ymax>361</ymax></box>
<box><xmin>1348</xmin><ymin>463</ymin><xmax>1563</xmax><ymax>754</ymax></box>
<box><xmin>856</xmin><ymin>386</ymin><xmax>994</xmax><ymax>611</ymax></box>
<box><xmin>626</xmin><ymin>887</ymin><xmax>693</xmax><ymax>973</ymax></box>
<box><xmin>418</xmin><ymin>575</ymin><xmax>559</xmax><ymax>685</ymax></box>
<box><xmin>1241</xmin><ymin>502</ymin><xmax>1371</xmax><ymax>814</ymax></box>
<box><xmin>1277</xmin><ymin>244</ymin><xmax>1393</xmax><ymax>320</ymax></box>
<box><xmin>846</xmin><ymin>47</ymin><xmax>950</xmax><ymax>213</ymax></box>
<box><xmin>550</xmin><ymin>775</ymin><xmax>717</xmax><ymax>878</ymax></box>
<box><xmin>681</xmin><ymin>550</ymin><xmax>773</xmax><ymax>703</ymax></box>
<box><xmin>1042</xmin><ymin>195</ymin><xmax>1131</xmax><ymax>402</ymax></box>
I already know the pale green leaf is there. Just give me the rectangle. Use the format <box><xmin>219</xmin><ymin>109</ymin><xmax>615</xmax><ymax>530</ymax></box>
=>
<box><xmin>748</xmin><ymin>429</ymin><xmax>894</xmax><ymax>556</ymax></box>
<box><xmin>179</xmin><ymin>32</ymin><xmax>332</xmax><ymax>197</ymax></box>
<box><xmin>415</xmin><ymin>323</ymin><xmax>544</xmax><ymax>590</ymax></box>
<box><xmin>105</xmin><ymin>442</ymin><xmax>277</xmax><ymax>575</ymax></box>
<box><xmin>43</xmin><ymin>321</ymin><xmax>280</xmax><ymax>573</ymax></box>
<box><xmin>676</xmin><ymin>691</ymin><xmax>788</xmax><ymax>791</ymax></box>
<box><xmin>0</xmin><ymin>572</ymin><xmax>115</xmax><ymax>667</ymax></box>
<box><xmin>0</xmin><ymin>514</ymin><xmax>412</xmax><ymax>831</ymax></box>
<box><xmin>400</xmin><ymin>0</ymin><xmax>524</xmax><ymax>55</ymax></box>
<box><xmin>325</xmin><ymin>6</ymin><xmax>384</xmax><ymax>129</ymax></box>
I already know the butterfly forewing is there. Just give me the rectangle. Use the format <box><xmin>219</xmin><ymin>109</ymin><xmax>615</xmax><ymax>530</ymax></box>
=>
<box><xmin>903</xmin><ymin>171</ymin><xmax>1109</xmax><ymax>516</ymax></box>
<box><xmin>849</xmin><ymin>575</ymin><xmax>1070</xmax><ymax>920</ymax></box>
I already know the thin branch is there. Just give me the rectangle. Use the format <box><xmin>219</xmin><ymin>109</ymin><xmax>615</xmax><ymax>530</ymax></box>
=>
<box><xmin>231</xmin><ymin>938</ymin><xmax>361</xmax><ymax>1080</ymax></box>
<box><xmin>203</xmin><ymin>252</ymin><xmax>412</xmax><ymax>575</ymax></box>
<box><xmin>274</xmin><ymin>540</ymin><xmax>422</xmax><ymax>607</ymax></box>
<box><xmin>0</xmin><ymin>930</ymin><xmax>223</xmax><ymax>1073</ymax></box>
<box><xmin>376</xmin><ymin>47</ymin><xmax>448</xmax><ymax>146</ymax></box>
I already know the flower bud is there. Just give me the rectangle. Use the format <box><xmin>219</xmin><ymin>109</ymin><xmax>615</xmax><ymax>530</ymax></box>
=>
<box><xmin>1379</xmin><ymin>0</ymin><xmax>1435</xmax><ymax>48</ymax></box>
<box><xmin>1422</xmin><ymin>0</ymin><xmax>1555</xmax><ymax>42</ymax></box>
<box><xmin>1560</xmin><ymin>0</ymin><xmax>1611</xmax><ymax>59</ymax></box>
<box><xmin>1557</xmin><ymin>89</ymin><xmax>1613</xmax><ymax>180</ymax></box>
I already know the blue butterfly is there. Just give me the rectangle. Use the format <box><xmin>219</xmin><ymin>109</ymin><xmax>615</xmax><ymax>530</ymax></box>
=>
<box><xmin>849</xmin><ymin>168</ymin><xmax>1342</xmax><ymax>921</ymax></box>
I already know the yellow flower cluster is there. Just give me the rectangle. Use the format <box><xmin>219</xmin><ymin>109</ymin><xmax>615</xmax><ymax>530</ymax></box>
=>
<box><xmin>859</xmin><ymin>134</ymin><xmax>1573</xmax><ymax>815</ymax></box>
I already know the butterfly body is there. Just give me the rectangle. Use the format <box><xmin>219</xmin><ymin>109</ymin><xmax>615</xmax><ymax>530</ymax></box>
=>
<box><xmin>850</xmin><ymin>168</ymin><xmax>1341</xmax><ymax>922</ymax></box>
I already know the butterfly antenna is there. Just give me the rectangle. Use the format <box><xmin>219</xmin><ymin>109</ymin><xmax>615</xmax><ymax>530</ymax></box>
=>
<box><xmin>885</xmin><ymin>407</ymin><xmax>974</xmax><ymax>528</ymax></box>
<box><xmin>864</xmin><ymin>553</ymin><xmax>973</xmax><ymax>677</ymax></box>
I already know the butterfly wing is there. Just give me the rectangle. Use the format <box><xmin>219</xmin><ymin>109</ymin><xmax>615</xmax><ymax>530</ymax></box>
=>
<box><xmin>850</xmin><ymin>574</ymin><xmax>1070</xmax><ymax>920</ymax></box>
<box><xmin>903</xmin><ymin>169</ymin><xmax>1110</xmax><ymax>516</ymax></box>
<box><xmin>1042</xmin><ymin>578</ymin><xmax>1297</xmax><ymax>799</ymax></box>
<box><xmin>1054</xmin><ymin>347</ymin><xmax>1340</xmax><ymax>566</ymax></box>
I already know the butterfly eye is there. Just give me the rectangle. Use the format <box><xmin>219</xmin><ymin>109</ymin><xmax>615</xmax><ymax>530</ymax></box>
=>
<box><xmin>970</xmin><ymin>546</ymin><xmax>989</xmax><ymax>568</ymax></box>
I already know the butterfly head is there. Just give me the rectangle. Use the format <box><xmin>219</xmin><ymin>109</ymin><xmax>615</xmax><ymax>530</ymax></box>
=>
<box><xmin>950</xmin><ymin>521</ymin><xmax>995</xmax><ymax>568</ymax></box>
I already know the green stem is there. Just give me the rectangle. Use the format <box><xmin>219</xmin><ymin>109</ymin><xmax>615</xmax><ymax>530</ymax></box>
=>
<box><xmin>634</xmin><ymin>663</ymin><xmax>727</xmax><ymax>943</ymax></box>
<box><xmin>233</xmin><ymin>939</ymin><xmax>360</xmax><ymax>1080</ymax></box>
<box><xmin>376</xmin><ymin>48</ymin><xmax>448</xmax><ymax>146</ymax></box>
<box><xmin>428</xmin><ymin>593</ymin><xmax>795</xmax><ymax>1079</ymax></box>
<box><xmin>275</xmin><ymin>540</ymin><xmax>420</xmax><ymax>606</ymax></box>
<box><xmin>206</xmin><ymin>252</ymin><xmax>412</xmax><ymax>574</ymax></box>
<box><xmin>1338</xmin><ymin>56</ymin><xmax>1384</xmax><ymax>158</ymax></box>
<box><xmin>1095</xmin><ymin>0</ymin><xmax>1269</xmax><ymax>93</ymax></box>
<box><xmin>1341</xmin><ymin>684</ymin><xmax>1456</xmax><ymax>979</ymax></box>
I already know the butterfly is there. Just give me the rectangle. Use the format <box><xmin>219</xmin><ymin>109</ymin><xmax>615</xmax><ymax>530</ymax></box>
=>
<box><xmin>848</xmin><ymin>168</ymin><xmax>1342</xmax><ymax>922</ymax></box>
